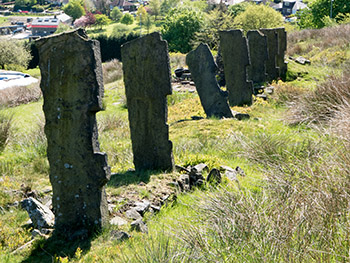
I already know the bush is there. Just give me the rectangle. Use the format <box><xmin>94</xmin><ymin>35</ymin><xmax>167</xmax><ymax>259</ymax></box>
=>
<box><xmin>161</xmin><ymin>8</ymin><xmax>203</xmax><ymax>53</ymax></box>
<box><xmin>93</xmin><ymin>32</ymin><xmax>140</xmax><ymax>62</ymax></box>
<box><xmin>120</xmin><ymin>13</ymin><xmax>134</xmax><ymax>25</ymax></box>
<box><xmin>0</xmin><ymin>40</ymin><xmax>31</xmax><ymax>70</ymax></box>
<box><xmin>111</xmin><ymin>6</ymin><xmax>123</xmax><ymax>22</ymax></box>
<box><xmin>233</xmin><ymin>4</ymin><xmax>284</xmax><ymax>32</ymax></box>
<box><xmin>63</xmin><ymin>0</ymin><xmax>85</xmax><ymax>20</ymax></box>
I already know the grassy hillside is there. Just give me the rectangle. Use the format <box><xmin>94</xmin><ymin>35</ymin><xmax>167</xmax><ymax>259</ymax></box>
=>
<box><xmin>2</xmin><ymin>23</ymin><xmax>350</xmax><ymax>262</ymax></box>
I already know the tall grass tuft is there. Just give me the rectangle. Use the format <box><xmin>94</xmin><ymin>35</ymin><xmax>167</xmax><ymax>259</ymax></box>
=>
<box><xmin>102</xmin><ymin>59</ymin><xmax>123</xmax><ymax>85</ymax></box>
<box><xmin>163</xmin><ymin>135</ymin><xmax>350</xmax><ymax>262</ymax></box>
<box><xmin>0</xmin><ymin>109</ymin><xmax>12</xmax><ymax>153</ymax></box>
<box><xmin>287</xmin><ymin>23</ymin><xmax>350</xmax><ymax>57</ymax></box>
<box><xmin>287</xmin><ymin>69</ymin><xmax>350</xmax><ymax>125</ymax></box>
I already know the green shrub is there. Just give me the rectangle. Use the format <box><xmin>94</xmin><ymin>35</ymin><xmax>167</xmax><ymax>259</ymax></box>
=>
<box><xmin>111</xmin><ymin>7</ymin><xmax>123</xmax><ymax>22</ymax></box>
<box><xmin>120</xmin><ymin>13</ymin><xmax>134</xmax><ymax>25</ymax></box>
<box><xmin>0</xmin><ymin>40</ymin><xmax>31</xmax><ymax>70</ymax></box>
<box><xmin>233</xmin><ymin>4</ymin><xmax>284</xmax><ymax>32</ymax></box>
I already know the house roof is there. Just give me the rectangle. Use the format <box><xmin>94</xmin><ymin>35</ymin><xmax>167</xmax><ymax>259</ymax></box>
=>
<box><xmin>31</xmin><ymin>17</ymin><xmax>59</xmax><ymax>28</ymax></box>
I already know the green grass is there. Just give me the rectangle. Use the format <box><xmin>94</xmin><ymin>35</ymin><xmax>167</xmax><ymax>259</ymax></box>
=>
<box><xmin>2</xmin><ymin>26</ymin><xmax>350</xmax><ymax>261</ymax></box>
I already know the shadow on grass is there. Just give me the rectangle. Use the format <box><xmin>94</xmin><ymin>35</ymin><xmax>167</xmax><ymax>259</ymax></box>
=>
<box><xmin>22</xmin><ymin>231</ymin><xmax>93</xmax><ymax>263</ymax></box>
<box><xmin>108</xmin><ymin>169</ymin><xmax>166</xmax><ymax>188</ymax></box>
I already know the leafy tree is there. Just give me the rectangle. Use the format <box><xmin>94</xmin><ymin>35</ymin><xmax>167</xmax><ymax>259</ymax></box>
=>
<box><xmin>160</xmin><ymin>0</ymin><xmax>180</xmax><ymax>15</ymax></box>
<box><xmin>149</xmin><ymin>0</ymin><xmax>161</xmax><ymax>20</ymax></box>
<box><xmin>233</xmin><ymin>4</ymin><xmax>284</xmax><ymax>32</ymax></box>
<box><xmin>120</xmin><ymin>13</ymin><xmax>134</xmax><ymax>25</ymax></box>
<box><xmin>111</xmin><ymin>7</ymin><xmax>123</xmax><ymax>21</ymax></box>
<box><xmin>137</xmin><ymin>6</ymin><xmax>148</xmax><ymax>25</ymax></box>
<box><xmin>63</xmin><ymin>0</ymin><xmax>85</xmax><ymax>20</ymax></box>
<box><xmin>306</xmin><ymin>0</ymin><xmax>350</xmax><ymax>28</ymax></box>
<box><xmin>14</xmin><ymin>0</ymin><xmax>36</xmax><ymax>11</ymax></box>
<box><xmin>0</xmin><ymin>40</ymin><xmax>31</xmax><ymax>70</ymax></box>
<box><xmin>227</xmin><ymin>1</ymin><xmax>249</xmax><ymax>17</ymax></box>
<box><xmin>195</xmin><ymin>7</ymin><xmax>234</xmax><ymax>50</ymax></box>
<box><xmin>94</xmin><ymin>14</ymin><xmax>111</xmax><ymax>29</ymax></box>
<box><xmin>161</xmin><ymin>8</ymin><xmax>203</xmax><ymax>53</ymax></box>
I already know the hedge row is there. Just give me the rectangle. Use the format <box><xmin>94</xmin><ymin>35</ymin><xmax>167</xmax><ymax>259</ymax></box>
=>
<box><xmin>28</xmin><ymin>32</ymin><xmax>140</xmax><ymax>69</ymax></box>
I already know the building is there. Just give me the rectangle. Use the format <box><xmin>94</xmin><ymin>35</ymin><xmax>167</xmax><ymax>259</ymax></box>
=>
<box><xmin>279</xmin><ymin>0</ymin><xmax>307</xmax><ymax>16</ymax></box>
<box><xmin>31</xmin><ymin>17</ymin><xmax>59</xmax><ymax>37</ymax></box>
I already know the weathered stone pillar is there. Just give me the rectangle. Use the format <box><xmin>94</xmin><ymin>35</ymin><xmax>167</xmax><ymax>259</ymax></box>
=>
<box><xmin>260</xmin><ymin>28</ymin><xmax>279</xmax><ymax>81</ymax></box>
<box><xmin>121</xmin><ymin>32</ymin><xmax>174</xmax><ymax>171</ymax></box>
<box><xmin>247</xmin><ymin>30</ymin><xmax>268</xmax><ymax>85</ymax></box>
<box><xmin>36</xmin><ymin>29</ymin><xmax>110</xmax><ymax>236</ymax></box>
<box><xmin>186</xmin><ymin>43</ymin><xmax>233</xmax><ymax>119</ymax></box>
<box><xmin>219</xmin><ymin>29</ymin><xmax>253</xmax><ymax>106</ymax></box>
<box><xmin>275</xmin><ymin>27</ymin><xmax>287</xmax><ymax>79</ymax></box>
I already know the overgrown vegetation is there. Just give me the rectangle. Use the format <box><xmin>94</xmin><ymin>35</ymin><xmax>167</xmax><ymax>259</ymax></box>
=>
<box><xmin>3</xmin><ymin>17</ymin><xmax>350</xmax><ymax>263</ymax></box>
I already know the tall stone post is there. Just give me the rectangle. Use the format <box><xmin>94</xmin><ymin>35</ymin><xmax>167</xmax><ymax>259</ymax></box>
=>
<box><xmin>186</xmin><ymin>43</ymin><xmax>233</xmax><ymax>119</ymax></box>
<box><xmin>36</xmin><ymin>29</ymin><xmax>110</xmax><ymax>236</ymax></box>
<box><xmin>247</xmin><ymin>30</ymin><xmax>268</xmax><ymax>85</ymax></box>
<box><xmin>121</xmin><ymin>32</ymin><xmax>175</xmax><ymax>172</ymax></box>
<box><xmin>275</xmin><ymin>27</ymin><xmax>287</xmax><ymax>79</ymax></box>
<box><xmin>219</xmin><ymin>29</ymin><xmax>253</xmax><ymax>106</ymax></box>
<box><xmin>260</xmin><ymin>28</ymin><xmax>279</xmax><ymax>81</ymax></box>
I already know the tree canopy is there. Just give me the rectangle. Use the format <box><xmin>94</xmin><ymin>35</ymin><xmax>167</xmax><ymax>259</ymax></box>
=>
<box><xmin>161</xmin><ymin>8</ymin><xmax>203</xmax><ymax>53</ymax></box>
<box><xmin>63</xmin><ymin>0</ymin><xmax>85</xmax><ymax>20</ymax></box>
<box><xmin>233</xmin><ymin>4</ymin><xmax>284</xmax><ymax>32</ymax></box>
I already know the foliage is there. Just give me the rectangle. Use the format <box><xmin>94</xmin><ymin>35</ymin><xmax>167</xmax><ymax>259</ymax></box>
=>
<box><xmin>227</xmin><ymin>1</ymin><xmax>249</xmax><ymax>17</ymax></box>
<box><xmin>160</xmin><ymin>0</ymin><xmax>180</xmax><ymax>15</ymax></box>
<box><xmin>112</xmin><ymin>23</ymin><xmax>131</xmax><ymax>36</ymax></box>
<box><xmin>136</xmin><ymin>5</ymin><xmax>148</xmax><ymax>25</ymax></box>
<box><xmin>73</xmin><ymin>12</ymin><xmax>96</xmax><ymax>27</ymax></box>
<box><xmin>110</xmin><ymin>6</ymin><xmax>122</xmax><ymax>22</ymax></box>
<box><xmin>54</xmin><ymin>23</ymin><xmax>71</xmax><ymax>34</ymax></box>
<box><xmin>120</xmin><ymin>13</ymin><xmax>134</xmax><ymax>25</ymax></box>
<box><xmin>93</xmin><ymin>32</ymin><xmax>140</xmax><ymax>62</ymax></box>
<box><xmin>13</xmin><ymin>0</ymin><xmax>36</xmax><ymax>11</ymax></box>
<box><xmin>194</xmin><ymin>7</ymin><xmax>234</xmax><ymax>50</ymax></box>
<box><xmin>233</xmin><ymin>4</ymin><xmax>283</xmax><ymax>32</ymax></box>
<box><xmin>298</xmin><ymin>0</ymin><xmax>350</xmax><ymax>29</ymax></box>
<box><xmin>0</xmin><ymin>40</ymin><xmax>31</xmax><ymax>70</ymax></box>
<box><xmin>63</xmin><ymin>0</ymin><xmax>85</xmax><ymax>20</ymax></box>
<box><xmin>94</xmin><ymin>14</ymin><xmax>111</xmax><ymax>29</ymax></box>
<box><xmin>149</xmin><ymin>0</ymin><xmax>161</xmax><ymax>20</ymax></box>
<box><xmin>161</xmin><ymin>8</ymin><xmax>203</xmax><ymax>53</ymax></box>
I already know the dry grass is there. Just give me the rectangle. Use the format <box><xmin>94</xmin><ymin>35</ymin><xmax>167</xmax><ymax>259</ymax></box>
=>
<box><xmin>0</xmin><ymin>84</ymin><xmax>42</xmax><ymax>107</ymax></box>
<box><xmin>0</xmin><ymin>110</ymin><xmax>12</xmax><ymax>153</ymax></box>
<box><xmin>286</xmin><ymin>69</ymin><xmax>350</xmax><ymax>125</ymax></box>
<box><xmin>287</xmin><ymin>23</ymin><xmax>350</xmax><ymax>57</ymax></box>
<box><xmin>102</xmin><ymin>59</ymin><xmax>123</xmax><ymax>85</ymax></box>
<box><xmin>272</xmin><ymin>81</ymin><xmax>306</xmax><ymax>106</ymax></box>
<box><xmin>169</xmin><ymin>133</ymin><xmax>350</xmax><ymax>262</ymax></box>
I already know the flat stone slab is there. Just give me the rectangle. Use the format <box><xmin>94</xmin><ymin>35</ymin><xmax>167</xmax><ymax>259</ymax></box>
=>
<box><xmin>247</xmin><ymin>30</ymin><xmax>268</xmax><ymax>85</ymax></box>
<box><xmin>36</xmin><ymin>29</ymin><xmax>110</xmax><ymax>235</ymax></box>
<box><xmin>260</xmin><ymin>28</ymin><xmax>279</xmax><ymax>81</ymax></box>
<box><xmin>219</xmin><ymin>29</ymin><xmax>253</xmax><ymax>106</ymax></box>
<box><xmin>186</xmin><ymin>43</ymin><xmax>233</xmax><ymax>119</ymax></box>
<box><xmin>121</xmin><ymin>32</ymin><xmax>174</xmax><ymax>171</ymax></box>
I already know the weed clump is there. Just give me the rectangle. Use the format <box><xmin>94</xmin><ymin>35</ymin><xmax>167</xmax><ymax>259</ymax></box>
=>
<box><xmin>287</xmin><ymin>69</ymin><xmax>350</xmax><ymax>125</ymax></box>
